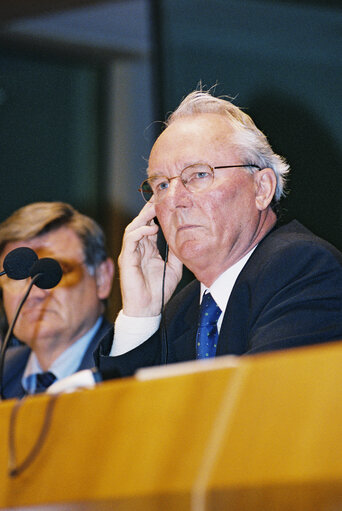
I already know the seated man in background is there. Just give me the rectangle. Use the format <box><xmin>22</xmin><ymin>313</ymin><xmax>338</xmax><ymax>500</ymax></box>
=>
<box><xmin>93</xmin><ymin>88</ymin><xmax>342</xmax><ymax>380</ymax></box>
<box><xmin>0</xmin><ymin>202</ymin><xmax>114</xmax><ymax>398</ymax></box>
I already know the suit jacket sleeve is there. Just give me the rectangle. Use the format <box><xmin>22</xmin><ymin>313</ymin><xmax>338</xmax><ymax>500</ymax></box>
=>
<box><xmin>94</xmin><ymin>280</ymin><xmax>200</xmax><ymax>378</ymax></box>
<box><xmin>94</xmin><ymin>327</ymin><xmax>164</xmax><ymax>378</ymax></box>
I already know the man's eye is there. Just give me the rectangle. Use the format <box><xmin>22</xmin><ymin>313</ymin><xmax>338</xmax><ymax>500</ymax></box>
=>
<box><xmin>60</xmin><ymin>263</ymin><xmax>74</xmax><ymax>275</ymax></box>
<box><xmin>189</xmin><ymin>171</ymin><xmax>210</xmax><ymax>181</ymax></box>
<box><xmin>156</xmin><ymin>180</ymin><xmax>169</xmax><ymax>191</ymax></box>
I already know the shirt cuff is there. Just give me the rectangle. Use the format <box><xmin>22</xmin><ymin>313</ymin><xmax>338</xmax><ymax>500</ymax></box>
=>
<box><xmin>110</xmin><ymin>310</ymin><xmax>161</xmax><ymax>356</ymax></box>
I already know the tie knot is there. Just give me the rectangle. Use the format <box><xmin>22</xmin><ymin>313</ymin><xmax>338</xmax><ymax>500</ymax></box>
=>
<box><xmin>35</xmin><ymin>371</ymin><xmax>57</xmax><ymax>393</ymax></box>
<box><xmin>199</xmin><ymin>292</ymin><xmax>221</xmax><ymax>325</ymax></box>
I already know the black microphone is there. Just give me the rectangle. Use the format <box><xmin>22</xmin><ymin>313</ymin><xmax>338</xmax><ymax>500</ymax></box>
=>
<box><xmin>29</xmin><ymin>257</ymin><xmax>63</xmax><ymax>289</ymax></box>
<box><xmin>0</xmin><ymin>247</ymin><xmax>38</xmax><ymax>280</ymax></box>
<box><xmin>0</xmin><ymin>257</ymin><xmax>62</xmax><ymax>399</ymax></box>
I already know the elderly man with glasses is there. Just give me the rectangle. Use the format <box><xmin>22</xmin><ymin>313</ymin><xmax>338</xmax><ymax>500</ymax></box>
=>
<box><xmin>95</xmin><ymin>89</ymin><xmax>342</xmax><ymax>378</ymax></box>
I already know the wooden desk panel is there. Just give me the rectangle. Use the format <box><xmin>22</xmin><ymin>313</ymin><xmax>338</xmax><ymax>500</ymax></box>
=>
<box><xmin>0</xmin><ymin>366</ymin><xmax>236</xmax><ymax>509</ymax></box>
<box><xmin>201</xmin><ymin>343</ymin><xmax>342</xmax><ymax>510</ymax></box>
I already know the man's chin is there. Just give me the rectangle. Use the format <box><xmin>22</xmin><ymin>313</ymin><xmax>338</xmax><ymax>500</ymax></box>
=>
<box><xmin>177</xmin><ymin>239</ymin><xmax>211</xmax><ymax>266</ymax></box>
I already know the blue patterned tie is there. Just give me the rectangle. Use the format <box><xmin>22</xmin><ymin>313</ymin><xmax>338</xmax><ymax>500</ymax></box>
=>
<box><xmin>196</xmin><ymin>292</ymin><xmax>222</xmax><ymax>359</ymax></box>
<box><xmin>35</xmin><ymin>371</ymin><xmax>57</xmax><ymax>393</ymax></box>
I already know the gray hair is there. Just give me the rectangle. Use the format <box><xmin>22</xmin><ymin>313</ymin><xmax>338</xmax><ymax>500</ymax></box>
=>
<box><xmin>0</xmin><ymin>202</ymin><xmax>108</xmax><ymax>274</ymax></box>
<box><xmin>166</xmin><ymin>90</ymin><xmax>290</xmax><ymax>202</ymax></box>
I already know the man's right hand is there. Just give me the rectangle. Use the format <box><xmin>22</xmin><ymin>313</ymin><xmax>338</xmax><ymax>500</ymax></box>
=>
<box><xmin>118</xmin><ymin>203</ymin><xmax>183</xmax><ymax>317</ymax></box>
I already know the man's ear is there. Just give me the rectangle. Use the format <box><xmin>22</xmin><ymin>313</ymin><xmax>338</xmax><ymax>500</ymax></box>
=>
<box><xmin>95</xmin><ymin>258</ymin><xmax>115</xmax><ymax>300</ymax></box>
<box><xmin>254</xmin><ymin>168</ymin><xmax>277</xmax><ymax>211</ymax></box>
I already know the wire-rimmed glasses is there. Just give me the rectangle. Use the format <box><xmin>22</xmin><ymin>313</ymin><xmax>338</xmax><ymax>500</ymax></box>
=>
<box><xmin>139</xmin><ymin>163</ymin><xmax>260</xmax><ymax>204</ymax></box>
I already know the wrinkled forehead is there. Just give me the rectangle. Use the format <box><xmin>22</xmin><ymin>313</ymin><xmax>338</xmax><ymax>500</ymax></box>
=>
<box><xmin>148</xmin><ymin>113</ymin><xmax>239</xmax><ymax>176</ymax></box>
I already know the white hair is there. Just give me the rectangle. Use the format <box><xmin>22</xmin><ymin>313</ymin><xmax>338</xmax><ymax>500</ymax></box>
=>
<box><xmin>166</xmin><ymin>90</ymin><xmax>290</xmax><ymax>202</ymax></box>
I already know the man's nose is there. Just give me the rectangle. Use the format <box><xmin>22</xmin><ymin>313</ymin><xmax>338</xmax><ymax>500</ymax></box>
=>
<box><xmin>28</xmin><ymin>282</ymin><xmax>51</xmax><ymax>298</ymax></box>
<box><xmin>166</xmin><ymin>176</ymin><xmax>192</xmax><ymax>206</ymax></box>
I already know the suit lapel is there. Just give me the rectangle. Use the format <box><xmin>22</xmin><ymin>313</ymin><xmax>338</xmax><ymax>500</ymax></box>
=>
<box><xmin>3</xmin><ymin>345</ymin><xmax>30</xmax><ymax>399</ymax></box>
<box><xmin>172</xmin><ymin>325</ymin><xmax>198</xmax><ymax>361</ymax></box>
<box><xmin>171</xmin><ymin>285</ymin><xmax>199</xmax><ymax>362</ymax></box>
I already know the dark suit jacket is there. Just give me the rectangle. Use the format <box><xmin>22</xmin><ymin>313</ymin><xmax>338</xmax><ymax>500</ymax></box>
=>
<box><xmin>3</xmin><ymin>317</ymin><xmax>112</xmax><ymax>399</ymax></box>
<box><xmin>96</xmin><ymin>221</ymin><xmax>342</xmax><ymax>378</ymax></box>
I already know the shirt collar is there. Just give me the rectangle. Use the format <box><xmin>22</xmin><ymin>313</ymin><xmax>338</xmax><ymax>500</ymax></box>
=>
<box><xmin>200</xmin><ymin>246</ymin><xmax>257</xmax><ymax>312</ymax></box>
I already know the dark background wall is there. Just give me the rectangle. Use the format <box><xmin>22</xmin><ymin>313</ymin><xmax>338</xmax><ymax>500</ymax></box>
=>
<box><xmin>0</xmin><ymin>50</ymin><xmax>103</xmax><ymax>220</ymax></box>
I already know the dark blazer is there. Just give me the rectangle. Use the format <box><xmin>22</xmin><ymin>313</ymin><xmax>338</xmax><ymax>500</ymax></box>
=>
<box><xmin>3</xmin><ymin>317</ymin><xmax>112</xmax><ymax>399</ymax></box>
<box><xmin>96</xmin><ymin>221</ymin><xmax>342</xmax><ymax>378</ymax></box>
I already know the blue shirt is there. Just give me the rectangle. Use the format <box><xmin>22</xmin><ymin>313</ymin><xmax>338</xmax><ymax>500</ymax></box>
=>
<box><xmin>22</xmin><ymin>317</ymin><xmax>103</xmax><ymax>394</ymax></box>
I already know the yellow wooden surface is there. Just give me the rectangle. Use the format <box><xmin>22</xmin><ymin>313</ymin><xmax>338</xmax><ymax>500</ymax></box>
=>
<box><xmin>0</xmin><ymin>341</ymin><xmax>342</xmax><ymax>510</ymax></box>
<box><xmin>0</xmin><ymin>366</ymin><xmax>235</xmax><ymax>509</ymax></box>
<box><xmin>200</xmin><ymin>342</ymin><xmax>342</xmax><ymax>510</ymax></box>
